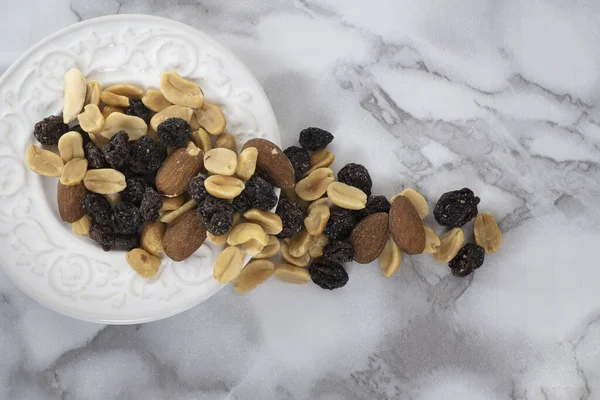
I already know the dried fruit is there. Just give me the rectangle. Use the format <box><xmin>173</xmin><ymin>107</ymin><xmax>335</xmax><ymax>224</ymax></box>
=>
<box><xmin>380</xmin><ymin>237</ymin><xmax>402</xmax><ymax>278</ymax></box>
<box><xmin>142</xmin><ymin>88</ymin><xmax>172</xmax><ymax>112</ymax></box>
<box><xmin>141</xmin><ymin>222</ymin><xmax>165</xmax><ymax>256</ymax></box>
<box><xmin>206</xmin><ymin>213</ymin><xmax>240</xmax><ymax>245</ymax></box>
<box><xmin>423</xmin><ymin>226</ymin><xmax>441</xmax><ymax>254</ymax></box>
<box><xmin>323</xmin><ymin>240</ymin><xmax>354</xmax><ymax>263</ymax></box>
<box><xmin>25</xmin><ymin>144</ymin><xmax>64</xmax><ymax>177</ymax></box>
<box><xmin>89</xmin><ymin>222</ymin><xmax>116</xmax><ymax>251</ymax></box>
<box><xmin>433</xmin><ymin>188</ymin><xmax>480</xmax><ymax>227</ymax></box>
<box><xmin>215</xmin><ymin>132</ymin><xmax>236</xmax><ymax>152</ymax></box>
<box><xmin>305</xmin><ymin>149</ymin><xmax>335</xmax><ymax>176</ymax></box>
<box><xmin>389</xmin><ymin>196</ymin><xmax>426</xmax><ymax>255</ymax></box>
<box><xmin>72</xmin><ymin>214</ymin><xmax>92</xmax><ymax>236</ymax></box>
<box><xmin>160</xmin><ymin>72</ymin><xmax>203</xmax><ymax>108</ymax></box>
<box><xmin>350</xmin><ymin>212</ymin><xmax>388</xmax><ymax>264</ymax></box>
<box><xmin>159</xmin><ymin>200</ymin><xmax>197</xmax><ymax>224</ymax></box>
<box><xmin>121</xmin><ymin>177</ymin><xmax>147</xmax><ymax>206</ymax></box>
<box><xmin>288</xmin><ymin>229</ymin><xmax>312</xmax><ymax>257</ymax></box>
<box><xmin>308</xmin><ymin>260</ymin><xmax>348</xmax><ymax>290</ymax></box>
<box><xmin>338</xmin><ymin>163</ymin><xmax>372</xmax><ymax>196</ymax></box>
<box><xmin>85</xmin><ymin>80</ymin><xmax>102</xmax><ymax>107</ymax></box>
<box><xmin>353</xmin><ymin>195</ymin><xmax>390</xmax><ymax>221</ymax></box>
<box><xmin>304</xmin><ymin>204</ymin><xmax>330</xmax><ymax>235</ymax></box>
<box><xmin>236</xmin><ymin>147</ymin><xmax>258</xmax><ymax>181</ymax></box>
<box><xmin>126</xmin><ymin>248</ymin><xmax>160</xmax><ymax>278</ymax></box>
<box><xmin>299</xmin><ymin>127</ymin><xmax>334</xmax><ymax>151</ymax></box>
<box><xmin>232</xmin><ymin>175</ymin><xmax>277</xmax><ymax>213</ymax></box>
<box><xmin>33</xmin><ymin>115</ymin><xmax>69</xmax><ymax>145</ymax></box>
<box><xmin>103</xmin><ymin>131</ymin><xmax>129</xmax><ymax>170</ymax></box>
<box><xmin>474</xmin><ymin>213</ymin><xmax>502</xmax><ymax>253</ymax></box>
<box><xmin>84</xmin><ymin>142</ymin><xmax>108</xmax><ymax>169</ymax></box>
<box><xmin>233</xmin><ymin>259</ymin><xmax>274</xmax><ymax>293</ymax></box>
<box><xmin>196</xmin><ymin>103</ymin><xmax>226</xmax><ymax>135</ymax></box>
<box><xmin>112</xmin><ymin>202</ymin><xmax>143</xmax><ymax>235</ymax></box>
<box><xmin>100</xmin><ymin>91</ymin><xmax>130</xmax><ymax>107</ymax></box>
<box><xmin>129</xmin><ymin>136</ymin><xmax>167</xmax><ymax>174</ymax></box>
<box><xmin>204</xmin><ymin>175</ymin><xmax>245</xmax><ymax>199</ymax></box>
<box><xmin>323</xmin><ymin>208</ymin><xmax>356</xmax><ymax>240</ymax></box>
<box><xmin>198</xmin><ymin>195</ymin><xmax>235</xmax><ymax>235</ymax></box>
<box><xmin>295</xmin><ymin>167</ymin><xmax>335</xmax><ymax>201</ymax></box>
<box><xmin>139</xmin><ymin>187</ymin><xmax>163</xmax><ymax>223</ymax></box>
<box><xmin>398</xmin><ymin>188</ymin><xmax>429</xmax><ymax>219</ymax></box>
<box><xmin>204</xmin><ymin>148</ymin><xmax>238</xmax><ymax>176</ymax></box>
<box><xmin>156</xmin><ymin>142</ymin><xmax>204</xmax><ymax>196</ymax></box>
<box><xmin>150</xmin><ymin>105</ymin><xmax>193</xmax><ymax>131</ymax></box>
<box><xmin>105</xmin><ymin>83</ymin><xmax>144</xmax><ymax>98</ymax></box>
<box><xmin>77</xmin><ymin>104</ymin><xmax>105</xmax><ymax>134</ymax></box>
<box><xmin>60</xmin><ymin>158</ymin><xmax>88</xmax><ymax>186</ymax></box>
<box><xmin>327</xmin><ymin>181</ymin><xmax>367</xmax><ymax>210</ymax></box>
<box><xmin>187</xmin><ymin>175</ymin><xmax>208</xmax><ymax>204</ymax></box>
<box><xmin>157</xmin><ymin>117</ymin><xmax>192</xmax><ymax>147</ymax></box>
<box><xmin>71</xmin><ymin>125</ymin><xmax>92</xmax><ymax>147</ymax></box>
<box><xmin>125</xmin><ymin>98</ymin><xmax>152</xmax><ymax>124</ymax></box>
<box><xmin>284</xmin><ymin>146</ymin><xmax>310</xmax><ymax>181</ymax></box>
<box><xmin>242</xmin><ymin>138</ymin><xmax>295</xmax><ymax>189</ymax></box>
<box><xmin>213</xmin><ymin>246</ymin><xmax>244</xmax><ymax>284</ymax></box>
<box><xmin>63</xmin><ymin>68</ymin><xmax>86</xmax><ymax>124</ymax></box>
<box><xmin>163</xmin><ymin>209</ymin><xmax>207</xmax><ymax>261</ymax></box>
<box><xmin>83</xmin><ymin>168</ymin><xmax>126</xmax><ymax>194</ymax></box>
<box><xmin>433</xmin><ymin>228</ymin><xmax>465</xmax><ymax>264</ymax></box>
<box><xmin>308</xmin><ymin>234</ymin><xmax>329</xmax><ymax>258</ymax></box>
<box><xmin>449</xmin><ymin>243</ymin><xmax>485</xmax><ymax>277</ymax></box>
<box><xmin>275</xmin><ymin>198</ymin><xmax>305</xmax><ymax>238</ymax></box>
<box><xmin>281</xmin><ymin>239</ymin><xmax>310</xmax><ymax>267</ymax></box>
<box><xmin>99</xmin><ymin>112</ymin><xmax>148</xmax><ymax>141</ymax></box>
<box><xmin>57</xmin><ymin>182</ymin><xmax>86</xmax><ymax>223</ymax></box>
<box><xmin>274</xmin><ymin>264</ymin><xmax>311</xmax><ymax>284</ymax></box>
<box><xmin>243</xmin><ymin>209</ymin><xmax>283</xmax><ymax>235</ymax></box>
<box><xmin>58</xmin><ymin>131</ymin><xmax>85</xmax><ymax>163</ymax></box>
<box><xmin>82</xmin><ymin>193</ymin><xmax>113</xmax><ymax>225</ymax></box>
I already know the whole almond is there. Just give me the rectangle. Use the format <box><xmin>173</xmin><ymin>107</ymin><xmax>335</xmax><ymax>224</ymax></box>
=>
<box><xmin>57</xmin><ymin>181</ymin><xmax>86</xmax><ymax>223</ymax></box>
<box><xmin>389</xmin><ymin>196</ymin><xmax>426</xmax><ymax>255</ymax></box>
<box><xmin>350</xmin><ymin>212</ymin><xmax>389</xmax><ymax>263</ymax></box>
<box><xmin>242</xmin><ymin>138</ymin><xmax>295</xmax><ymax>189</ymax></box>
<box><xmin>83</xmin><ymin>168</ymin><xmax>126</xmax><ymax>194</ymax></box>
<box><xmin>163</xmin><ymin>210</ymin><xmax>207</xmax><ymax>261</ymax></box>
<box><xmin>474</xmin><ymin>213</ymin><xmax>502</xmax><ymax>253</ymax></box>
<box><xmin>156</xmin><ymin>142</ymin><xmax>204</xmax><ymax>196</ymax></box>
<box><xmin>396</xmin><ymin>188</ymin><xmax>429</xmax><ymax>219</ymax></box>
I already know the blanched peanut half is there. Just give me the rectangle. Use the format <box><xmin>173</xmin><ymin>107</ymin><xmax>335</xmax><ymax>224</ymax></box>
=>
<box><xmin>104</xmin><ymin>192</ymin><xmax>121</xmax><ymax>206</ymax></box>
<box><xmin>141</xmin><ymin>222</ymin><xmax>165</xmax><ymax>257</ymax></box>
<box><xmin>126</xmin><ymin>248</ymin><xmax>161</xmax><ymax>278</ymax></box>
<box><xmin>474</xmin><ymin>213</ymin><xmax>502</xmax><ymax>253</ymax></box>
<box><xmin>159</xmin><ymin>200</ymin><xmax>197</xmax><ymax>224</ymax></box>
<box><xmin>236</xmin><ymin>147</ymin><xmax>258</xmax><ymax>182</ymax></box>
<box><xmin>288</xmin><ymin>229</ymin><xmax>312</xmax><ymax>257</ymax></box>
<box><xmin>281</xmin><ymin>239</ymin><xmax>310</xmax><ymax>267</ymax></box>
<box><xmin>307</xmin><ymin>196</ymin><xmax>333</xmax><ymax>212</ymax></box>
<box><xmin>213</xmin><ymin>246</ymin><xmax>244</xmax><ymax>284</ymax></box>
<box><xmin>63</xmin><ymin>68</ymin><xmax>86</xmax><ymax>124</ymax></box>
<box><xmin>100</xmin><ymin>90</ymin><xmax>130</xmax><ymax>107</ymax></box>
<box><xmin>25</xmin><ymin>144</ymin><xmax>64</xmax><ymax>177</ymax></box>
<box><xmin>295</xmin><ymin>167</ymin><xmax>335</xmax><ymax>201</ymax></box>
<box><xmin>105</xmin><ymin>83</ymin><xmax>144</xmax><ymax>98</ymax></box>
<box><xmin>77</xmin><ymin>104</ymin><xmax>105</xmax><ymax>134</ymax></box>
<box><xmin>274</xmin><ymin>264</ymin><xmax>310</xmax><ymax>284</ymax></box>
<box><xmin>233</xmin><ymin>259</ymin><xmax>275</xmax><ymax>294</ymax></box>
<box><xmin>160</xmin><ymin>71</ymin><xmax>204</xmax><ymax>108</ymax></box>
<box><xmin>204</xmin><ymin>175</ymin><xmax>245</xmax><ymax>199</ymax></box>
<box><xmin>422</xmin><ymin>226</ymin><xmax>441</xmax><ymax>254</ymax></box>
<box><xmin>72</xmin><ymin>214</ymin><xmax>92</xmax><ymax>236</ymax></box>
<box><xmin>227</xmin><ymin>223</ymin><xmax>269</xmax><ymax>248</ymax></box>
<box><xmin>196</xmin><ymin>103</ymin><xmax>226</xmax><ymax>135</ymax></box>
<box><xmin>100</xmin><ymin>112</ymin><xmax>148</xmax><ymax>140</ymax></box>
<box><xmin>150</xmin><ymin>104</ymin><xmax>194</xmax><ymax>131</ymax></box>
<box><xmin>215</xmin><ymin>132</ymin><xmax>237</xmax><ymax>152</ymax></box>
<box><xmin>204</xmin><ymin>148</ymin><xmax>238</xmax><ymax>176</ymax></box>
<box><xmin>380</xmin><ymin>237</ymin><xmax>403</xmax><ymax>278</ymax></box>
<box><xmin>58</xmin><ymin>131</ymin><xmax>84</xmax><ymax>162</ymax></box>
<box><xmin>191</xmin><ymin>128</ymin><xmax>212</xmax><ymax>153</ymax></box>
<box><xmin>305</xmin><ymin>149</ymin><xmax>335</xmax><ymax>176</ymax></box>
<box><xmin>84</xmin><ymin>80</ymin><xmax>102</xmax><ymax>107</ymax></box>
<box><xmin>396</xmin><ymin>188</ymin><xmax>429</xmax><ymax>219</ymax></box>
<box><xmin>433</xmin><ymin>228</ymin><xmax>464</xmax><ymax>263</ymax></box>
<box><xmin>304</xmin><ymin>204</ymin><xmax>330</xmax><ymax>235</ymax></box>
<box><xmin>253</xmin><ymin>236</ymin><xmax>281</xmax><ymax>259</ymax></box>
<box><xmin>243</xmin><ymin>239</ymin><xmax>266</xmax><ymax>257</ymax></box>
<box><xmin>189</xmin><ymin>113</ymin><xmax>201</xmax><ymax>130</ymax></box>
<box><xmin>101</xmin><ymin>105</ymin><xmax>124</xmax><ymax>119</ymax></box>
<box><xmin>308</xmin><ymin>234</ymin><xmax>328</xmax><ymax>258</ymax></box>
<box><xmin>207</xmin><ymin>214</ymin><xmax>240</xmax><ymax>245</ymax></box>
<box><xmin>83</xmin><ymin>168</ymin><xmax>126</xmax><ymax>194</ymax></box>
<box><xmin>60</xmin><ymin>158</ymin><xmax>88</xmax><ymax>186</ymax></box>
<box><xmin>142</xmin><ymin>88</ymin><xmax>172</xmax><ymax>112</ymax></box>
<box><xmin>327</xmin><ymin>181</ymin><xmax>367</xmax><ymax>210</ymax></box>
<box><xmin>243</xmin><ymin>209</ymin><xmax>283</xmax><ymax>235</ymax></box>
<box><xmin>160</xmin><ymin>195</ymin><xmax>185</xmax><ymax>212</ymax></box>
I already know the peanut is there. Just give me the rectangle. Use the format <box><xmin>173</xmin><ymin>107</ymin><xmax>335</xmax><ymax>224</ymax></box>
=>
<box><xmin>104</xmin><ymin>192</ymin><xmax>121</xmax><ymax>206</ymax></box>
<box><xmin>63</xmin><ymin>68</ymin><xmax>86</xmax><ymax>124</ymax></box>
<box><xmin>105</xmin><ymin>83</ymin><xmax>144</xmax><ymax>98</ymax></box>
<box><xmin>281</xmin><ymin>239</ymin><xmax>310</xmax><ymax>267</ymax></box>
<box><xmin>304</xmin><ymin>204</ymin><xmax>330</xmax><ymax>235</ymax></box>
<box><xmin>227</xmin><ymin>223</ymin><xmax>269</xmax><ymax>248</ymax></box>
<box><xmin>233</xmin><ymin>259</ymin><xmax>274</xmax><ymax>293</ymax></box>
<box><xmin>308</xmin><ymin>234</ymin><xmax>329</xmax><ymax>258</ymax></box>
<box><xmin>141</xmin><ymin>222</ymin><xmax>165</xmax><ymax>257</ymax></box>
<box><xmin>77</xmin><ymin>104</ymin><xmax>105</xmax><ymax>134</ymax></box>
<box><xmin>253</xmin><ymin>236</ymin><xmax>281</xmax><ymax>259</ymax></box>
<box><xmin>101</xmin><ymin>105</ymin><xmax>124</xmax><ymax>119</ymax></box>
<box><xmin>474</xmin><ymin>213</ymin><xmax>502</xmax><ymax>253</ymax></box>
<box><xmin>83</xmin><ymin>168</ymin><xmax>126</xmax><ymax>194</ymax></box>
<box><xmin>204</xmin><ymin>148</ymin><xmax>238</xmax><ymax>176</ymax></box>
<box><xmin>100</xmin><ymin>112</ymin><xmax>147</xmax><ymax>140</ymax></box>
<box><xmin>307</xmin><ymin>196</ymin><xmax>333</xmax><ymax>212</ymax></box>
<box><xmin>274</xmin><ymin>264</ymin><xmax>310</xmax><ymax>284</ymax></box>
<box><xmin>433</xmin><ymin>228</ymin><xmax>464</xmax><ymax>263</ymax></box>
<box><xmin>327</xmin><ymin>182</ymin><xmax>367</xmax><ymax>210</ymax></box>
<box><xmin>84</xmin><ymin>80</ymin><xmax>102</xmax><ymax>107</ymax></box>
<box><xmin>204</xmin><ymin>175</ymin><xmax>245</xmax><ymax>199</ymax></box>
<box><xmin>150</xmin><ymin>104</ymin><xmax>194</xmax><ymax>131</ymax></box>
<box><xmin>236</xmin><ymin>147</ymin><xmax>258</xmax><ymax>181</ymax></box>
<box><xmin>126</xmin><ymin>248</ymin><xmax>161</xmax><ymax>278</ymax></box>
<box><xmin>243</xmin><ymin>209</ymin><xmax>283</xmax><ymax>235</ymax></box>
<box><xmin>160</xmin><ymin>195</ymin><xmax>185</xmax><ymax>212</ymax></box>
<box><xmin>100</xmin><ymin>90</ymin><xmax>129</xmax><ymax>107</ymax></box>
<box><xmin>160</xmin><ymin>71</ymin><xmax>203</xmax><ymax>108</ymax></box>
<box><xmin>191</xmin><ymin>128</ymin><xmax>212</xmax><ymax>153</ymax></box>
<box><xmin>423</xmin><ymin>226</ymin><xmax>441</xmax><ymax>253</ymax></box>
<box><xmin>72</xmin><ymin>214</ymin><xmax>92</xmax><ymax>236</ymax></box>
<box><xmin>215</xmin><ymin>132</ymin><xmax>237</xmax><ymax>152</ymax></box>
<box><xmin>213</xmin><ymin>246</ymin><xmax>244</xmax><ymax>284</ymax></box>
<box><xmin>159</xmin><ymin>200</ymin><xmax>197</xmax><ymax>224</ymax></box>
<box><xmin>305</xmin><ymin>149</ymin><xmax>335</xmax><ymax>176</ymax></box>
<box><xmin>142</xmin><ymin>88</ymin><xmax>172</xmax><ymax>112</ymax></box>
<box><xmin>288</xmin><ymin>230</ymin><xmax>312</xmax><ymax>257</ymax></box>
<box><xmin>196</xmin><ymin>103</ymin><xmax>226</xmax><ymax>135</ymax></box>
<box><xmin>380</xmin><ymin>237</ymin><xmax>403</xmax><ymax>278</ymax></box>
<box><xmin>60</xmin><ymin>158</ymin><xmax>88</xmax><ymax>186</ymax></box>
<box><xmin>295</xmin><ymin>167</ymin><xmax>335</xmax><ymax>201</ymax></box>
<box><xmin>57</xmin><ymin>131</ymin><xmax>84</xmax><ymax>162</ymax></box>
<box><xmin>25</xmin><ymin>144</ymin><xmax>64</xmax><ymax>177</ymax></box>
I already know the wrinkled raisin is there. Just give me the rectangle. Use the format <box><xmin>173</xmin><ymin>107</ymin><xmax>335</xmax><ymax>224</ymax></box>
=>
<box><xmin>299</xmin><ymin>127</ymin><xmax>334</xmax><ymax>151</ymax></box>
<box><xmin>188</xmin><ymin>175</ymin><xmax>208</xmax><ymax>204</ymax></box>
<box><xmin>232</xmin><ymin>175</ymin><xmax>277</xmax><ymax>213</ymax></box>
<box><xmin>125</xmin><ymin>98</ymin><xmax>152</xmax><ymax>124</ymax></box>
<box><xmin>198</xmin><ymin>195</ymin><xmax>235</xmax><ymax>235</ymax></box>
<box><xmin>103</xmin><ymin>131</ymin><xmax>129</xmax><ymax>170</ymax></box>
<box><xmin>112</xmin><ymin>202</ymin><xmax>143</xmax><ymax>235</ymax></box>
<box><xmin>283</xmin><ymin>146</ymin><xmax>310</xmax><ymax>181</ymax></box>
<box><xmin>114</xmin><ymin>234</ymin><xmax>140</xmax><ymax>251</ymax></box>
<box><xmin>33</xmin><ymin>115</ymin><xmax>69</xmax><ymax>145</ymax></box>
<box><xmin>322</xmin><ymin>240</ymin><xmax>354</xmax><ymax>263</ymax></box>
<box><xmin>71</xmin><ymin>125</ymin><xmax>92</xmax><ymax>146</ymax></box>
<box><xmin>84</xmin><ymin>142</ymin><xmax>108</xmax><ymax>169</ymax></box>
<box><xmin>309</xmin><ymin>260</ymin><xmax>349</xmax><ymax>290</ymax></box>
<box><xmin>82</xmin><ymin>193</ymin><xmax>113</xmax><ymax>225</ymax></box>
<box><xmin>353</xmin><ymin>195</ymin><xmax>390</xmax><ymax>221</ymax></box>
<box><xmin>449</xmin><ymin>243</ymin><xmax>485</xmax><ymax>277</ymax></box>
<box><xmin>129</xmin><ymin>136</ymin><xmax>166</xmax><ymax>174</ymax></box>
<box><xmin>338</xmin><ymin>163</ymin><xmax>372</xmax><ymax>196</ymax></box>
<box><xmin>324</xmin><ymin>208</ymin><xmax>356</xmax><ymax>240</ymax></box>
<box><xmin>275</xmin><ymin>198</ymin><xmax>305</xmax><ymax>238</ymax></box>
<box><xmin>89</xmin><ymin>222</ymin><xmax>116</xmax><ymax>251</ymax></box>
<box><xmin>157</xmin><ymin>117</ymin><xmax>192</xmax><ymax>147</ymax></box>
<box><xmin>433</xmin><ymin>188</ymin><xmax>480</xmax><ymax>227</ymax></box>
<box><xmin>139</xmin><ymin>187</ymin><xmax>162</xmax><ymax>223</ymax></box>
<box><xmin>121</xmin><ymin>177</ymin><xmax>147</xmax><ymax>206</ymax></box>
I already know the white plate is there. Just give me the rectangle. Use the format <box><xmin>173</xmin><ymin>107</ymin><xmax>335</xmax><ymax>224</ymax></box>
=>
<box><xmin>0</xmin><ymin>15</ymin><xmax>280</xmax><ymax>324</ymax></box>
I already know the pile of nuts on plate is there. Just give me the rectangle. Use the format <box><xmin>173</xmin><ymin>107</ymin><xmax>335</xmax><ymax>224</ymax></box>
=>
<box><xmin>24</xmin><ymin>68</ymin><xmax>503</xmax><ymax>294</ymax></box>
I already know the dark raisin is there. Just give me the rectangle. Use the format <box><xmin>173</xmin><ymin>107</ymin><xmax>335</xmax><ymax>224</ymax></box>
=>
<box><xmin>353</xmin><ymin>195</ymin><xmax>390</xmax><ymax>221</ymax></box>
<box><xmin>103</xmin><ymin>131</ymin><xmax>130</xmax><ymax>170</ymax></box>
<box><xmin>33</xmin><ymin>115</ymin><xmax>69</xmax><ymax>145</ymax></box>
<box><xmin>338</xmin><ymin>163</ymin><xmax>372</xmax><ymax>196</ymax></box>
<box><xmin>275</xmin><ymin>198</ymin><xmax>305</xmax><ymax>238</ymax></box>
<box><xmin>324</xmin><ymin>208</ymin><xmax>356</xmax><ymax>240</ymax></box>
<box><xmin>139</xmin><ymin>187</ymin><xmax>162</xmax><ymax>223</ymax></box>
<box><xmin>89</xmin><ymin>222</ymin><xmax>116</xmax><ymax>251</ymax></box>
<box><xmin>283</xmin><ymin>146</ymin><xmax>310</xmax><ymax>181</ymax></box>
<box><xmin>322</xmin><ymin>240</ymin><xmax>354</xmax><ymax>263</ymax></box>
<box><xmin>299</xmin><ymin>127</ymin><xmax>334</xmax><ymax>151</ymax></box>
<box><xmin>84</xmin><ymin>142</ymin><xmax>108</xmax><ymax>169</ymax></box>
<box><xmin>82</xmin><ymin>193</ymin><xmax>113</xmax><ymax>225</ymax></box>
<box><xmin>188</xmin><ymin>175</ymin><xmax>208</xmax><ymax>204</ymax></box>
<box><xmin>198</xmin><ymin>195</ymin><xmax>235</xmax><ymax>235</ymax></box>
<box><xmin>433</xmin><ymin>188</ymin><xmax>480</xmax><ymax>227</ymax></box>
<box><xmin>308</xmin><ymin>260</ymin><xmax>349</xmax><ymax>290</ymax></box>
<box><xmin>157</xmin><ymin>117</ymin><xmax>192</xmax><ymax>147</ymax></box>
<box><xmin>129</xmin><ymin>136</ymin><xmax>167</xmax><ymax>174</ymax></box>
<box><xmin>121</xmin><ymin>177</ymin><xmax>147</xmax><ymax>206</ymax></box>
<box><xmin>232</xmin><ymin>175</ymin><xmax>277</xmax><ymax>213</ymax></box>
<box><xmin>125</xmin><ymin>98</ymin><xmax>152</xmax><ymax>124</ymax></box>
<box><xmin>112</xmin><ymin>202</ymin><xmax>143</xmax><ymax>235</ymax></box>
<box><xmin>71</xmin><ymin>125</ymin><xmax>92</xmax><ymax>146</ymax></box>
<box><xmin>231</xmin><ymin>193</ymin><xmax>252</xmax><ymax>214</ymax></box>
<box><xmin>114</xmin><ymin>234</ymin><xmax>140</xmax><ymax>251</ymax></box>
<box><xmin>449</xmin><ymin>243</ymin><xmax>485</xmax><ymax>277</ymax></box>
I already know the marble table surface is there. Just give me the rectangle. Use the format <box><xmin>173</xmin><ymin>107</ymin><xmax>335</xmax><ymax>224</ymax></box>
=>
<box><xmin>2</xmin><ymin>1</ymin><xmax>600</xmax><ymax>399</ymax></box>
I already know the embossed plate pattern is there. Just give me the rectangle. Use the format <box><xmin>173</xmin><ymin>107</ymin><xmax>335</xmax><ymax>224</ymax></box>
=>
<box><xmin>0</xmin><ymin>15</ymin><xmax>280</xmax><ymax>324</ymax></box>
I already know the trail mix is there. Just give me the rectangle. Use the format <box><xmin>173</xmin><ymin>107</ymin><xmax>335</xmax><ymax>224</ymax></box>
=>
<box><xmin>25</xmin><ymin>68</ymin><xmax>503</xmax><ymax>294</ymax></box>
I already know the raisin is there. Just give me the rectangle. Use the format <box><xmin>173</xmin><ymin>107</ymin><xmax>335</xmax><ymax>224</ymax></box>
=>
<box><xmin>112</xmin><ymin>202</ymin><xmax>143</xmax><ymax>235</ymax></box>
<box><xmin>121</xmin><ymin>177</ymin><xmax>147</xmax><ymax>206</ymax></box>
<box><xmin>114</xmin><ymin>234</ymin><xmax>140</xmax><ymax>251</ymax></box>
<box><xmin>188</xmin><ymin>175</ymin><xmax>208</xmax><ymax>204</ymax></box>
<box><xmin>283</xmin><ymin>146</ymin><xmax>310</xmax><ymax>181</ymax></box>
<box><xmin>103</xmin><ymin>131</ymin><xmax>129</xmax><ymax>170</ymax></box>
<box><xmin>198</xmin><ymin>195</ymin><xmax>235</xmax><ymax>235</ymax></box>
<box><xmin>324</xmin><ymin>208</ymin><xmax>356</xmax><ymax>240</ymax></box>
<box><xmin>353</xmin><ymin>195</ymin><xmax>390</xmax><ymax>221</ymax></box>
<box><xmin>82</xmin><ymin>193</ymin><xmax>113</xmax><ymax>225</ymax></box>
<box><xmin>71</xmin><ymin>125</ymin><xmax>92</xmax><ymax>146</ymax></box>
<box><xmin>433</xmin><ymin>188</ymin><xmax>480</xmax><ymax>227</ymax></box>
<box><xmin>157</xmin><ymin>117</ymin><xmax>192</xmax><ymax>147</ymax></box>
<box><xmin>125</xmin><ymin>98</ymin><xmax>152</xmax><ymax>124</ymax></box>
<box><xmin>275</xmin><ymin>198</ymin><xmax>305</xmax><ymax>238</ymax></box>
<box><xmin>89</xmin><ymin>222</ymin><xmax>116</xmax><ymax>251</ymax></box>
<box><xmin>299</xmin><ymin>127</ymin><xmax>334</xmax><ymax>151</ymax></box>
<box><xmin>231</xmin><ymin>194</ymin><xmax>252</xmax><ymax>214</ymax></box>
<box><xmin>308</xmin><ymin>260</ymin><xmax>349</xmax><ymax>290</ymax></box>
<box><xmin>139</xmin><ymin>187</ymin><xmax>162</xmax><ymax>223</ymax></box>
<box><xmin>449</xmin><ymin>243</ymin><xmax>485</xmax><ymax>277</ymax></box>
<box><xmin>338</xmin><ymin>163</ymin><xmax>372</xmax><ymax>196</ymax></box>
<box><xmin>232</xmin><ymin>175</ymin><xmax>277</xmax><ymax>213</ymax></box>
<box><xmin>33</xmin><ymin>115</ymin><xmax>69</xmax><ymax>145</ymax></box>
<box><xmin>322</xmin><ymin>240</ymin><xmax>354</xmax><ymax>263</ymax></box>
<box><xmin>129</xmin><ymin>136</ymin><xmax>167</xmax><ymax>174</ymax></box>
<box><xmin>84</xmin><ymin>142</ymin><xmax>108</xmax><ymax>169</ymax></box>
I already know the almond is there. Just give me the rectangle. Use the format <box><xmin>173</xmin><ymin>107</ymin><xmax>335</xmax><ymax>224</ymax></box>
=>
<box><xmin>162</xmin><ymin>210</ymin><xmax>207</xmax><ymax>261</ymax></box>
<box><xmin>57</xmin><ymin>181</ymin><xmax>86</xmax><ymax>223</ymax></box>
<box><xmin>242</xmin><ymin>138</ymin><xmax>295</xmax><ymax>189</ymax></box>
<box><xmin>389</xmin><ymin>196</ymin><xmax>426</xmax><ymax>255</ymax></box>
<box><xmin>156</xmin><ymin>142</ymin><xmax>204</xmax><ymax>196</ymax></box>
<box><xmin>350</xmin><ymin>212</ymin><xmax>388</xmax><ymax>263</ymax></box>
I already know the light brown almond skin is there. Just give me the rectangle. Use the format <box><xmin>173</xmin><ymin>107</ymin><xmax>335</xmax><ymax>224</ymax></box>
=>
<box><xmin>350</xmin><ymin>212</ymin><xmax>388</xmax><ymax>264</ymax></box>
<box><xmin>163</xmin><ymin>210</ymin><xmax>207</xmax><ymax>261</ymax></box>
<box><xmin>389</xmin><ymin>196</ymin><xmax>426</xmax><ymax>255</ymax></box>
<box><xmin>156</xmin><ymin>147</ymin><xmax>204</xmax><ymax>196</ymax></box>
<box><xmin>57</xmin><ymin>182</ymin><xmax>87</xmax><ymax>223</ymax></box>
<box><xmin>242</xmin><ymin>138</ymin><xmax>295</xmax><ymax>189</ymax></box>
